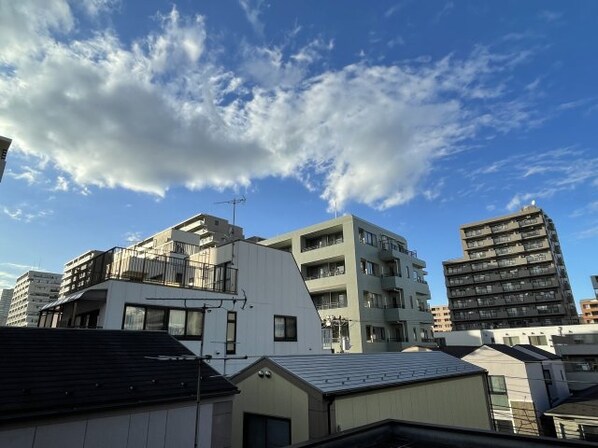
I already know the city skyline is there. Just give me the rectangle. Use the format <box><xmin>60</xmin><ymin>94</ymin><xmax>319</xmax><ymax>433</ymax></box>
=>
<box><xmin>1</xmin><ymin>1</ymin><xmax>597</xmax><ymax>306</ymax></box>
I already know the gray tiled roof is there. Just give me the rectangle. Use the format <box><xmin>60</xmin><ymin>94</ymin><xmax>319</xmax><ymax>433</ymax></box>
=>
<box><xmin>267</xmin><ymin>352</ymin><xmax>484</xmax><ymax>395</ymax></box>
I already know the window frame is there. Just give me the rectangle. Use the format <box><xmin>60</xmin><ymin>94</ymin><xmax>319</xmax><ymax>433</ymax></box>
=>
<box><xmin>274</xmin><ymin>315</ymin><xmax>297</xmax><ymax>342</ymax></box>
<box><xmin>122</xmin><ymin>303</ymin><xmax>204</xmax><ymax>340</ymax></box>
<box><xmin>226</xmin><ymin>311</ymin><xmax>237</xmax><ymax>354</ymax></box>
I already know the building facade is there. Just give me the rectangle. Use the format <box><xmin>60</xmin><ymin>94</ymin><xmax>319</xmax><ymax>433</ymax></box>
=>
<box><xmin>580</xmin><ymin>299</ymin><xmax>598</xmax><ymax>324</ymax></box>
<box><xmin>260</xmin><ymin>215</ymin><xmax>434</xmax><ymax>353</ymax></box>
<box><xmin>431</xmin><ymin>305</ymin><xmax>453</xmax><ymax>332</ymax></box>
<box><xmin>443</xmin><ymin>205</ymin><xmax>578</xmax><ymax>331</ymax></box>
<box><xmin>6</xmin><ymin>271</ymin><xmax>62</xmax><ymax>327</ymax></box>
<box><xmin>231</xmin><ymin>352</ymin><xmax>491</xmax><ymax>447</ymax></box>
<box><xmin>0</xmin><ymin>135</ymin><xmax>11</xmax><ymax>182</ymax></box>
<box><xmin>39</xmin><ymin>239</ymin><xmax>328</xmax><ymax>375</ymax></box>
<box><xmin>0</xmin><ymin>288</ymin><xmax>13</xmax><ymax>326</ymax></box>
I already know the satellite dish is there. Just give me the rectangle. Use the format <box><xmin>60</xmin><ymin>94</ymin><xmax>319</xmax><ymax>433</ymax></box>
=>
<box><xmin>531</xmin><ymin>200</ymin><xmax>536</xmax><ymax>206</ymax></box>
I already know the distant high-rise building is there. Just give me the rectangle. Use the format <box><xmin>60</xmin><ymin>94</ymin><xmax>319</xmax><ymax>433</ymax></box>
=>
<box><xmin>443</xmin><ymin>205</ymin><xmax>578</xmax><ymax>330</ymax></box>
<box><xmin>0</xmin><ymin>136</ymin><xmax>11</xmax><ymax>182</ymax></box>
<box><xmin>580</xmin><ymin>276</ymin><xmax>598</xmax><ymax>325</ymax></box>
<box><xmin>0</xmin><ymin>288</ymin><xmax>14</xmax><ymax>326</ymax></box>
<box><xmin>431</xmin><ymin>305</ymin><xmax>453</xmax><ymax>332</ymax></box>
<box><xmin>6</xmin><ymin>271</ymin><xmax>62</xmax><ymax>327</ymax></box>
<box><xmin>260</xmin><ymin>215</ymin><xmax>434</xmax><ymax>353</ymax></box>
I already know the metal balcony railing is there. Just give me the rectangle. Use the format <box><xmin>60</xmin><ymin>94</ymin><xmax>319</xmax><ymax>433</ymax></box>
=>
<box><xmin>63</xmin><ymin>247</ymin><xmax>238</xmax><ymax>295</ymax></box>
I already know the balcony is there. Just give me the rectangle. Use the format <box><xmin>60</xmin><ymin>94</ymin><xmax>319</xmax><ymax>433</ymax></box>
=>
<box><xmin>379</xmin><ymin>240</ymin><xmax>421</xmax><ymax>262</ymax></box>
<box><xmin>381</xmin><ymin>274</ymin><xmax>403</xmax><ymax>291</ymax></box>
<box><xmin>302</xmin><ymin>232</ymin><xmax>344</xmax><ymax>253</ymax></box>
<box><xmin>61</xmin><ymin>247</ymin><xmax>238</xmax><ymax>295</ymax></box>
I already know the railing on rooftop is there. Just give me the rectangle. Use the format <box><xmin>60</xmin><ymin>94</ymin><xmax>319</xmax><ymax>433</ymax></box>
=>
<box><xmin>63</xmin><ymin>247</ymin><xmax>237</xmax><ymax>295</ymax></box>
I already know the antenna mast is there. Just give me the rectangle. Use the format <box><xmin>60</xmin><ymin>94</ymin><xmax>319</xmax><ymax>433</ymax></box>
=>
<box><xmin>214</xmin><ymin>196</ymin><xmax>246</xmax><ymax>264</ymax></box>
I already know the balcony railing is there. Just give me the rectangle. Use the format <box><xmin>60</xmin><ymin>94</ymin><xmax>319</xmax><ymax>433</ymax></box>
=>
<box><xmin>302</xmin><ymin>236</ymin><xmax>344</xmax><ymax>252</ymax></box>
<box><xmin>62</xmin><ymin>247</ymin><xmax>238</xmax><ymax>295</ymax></box>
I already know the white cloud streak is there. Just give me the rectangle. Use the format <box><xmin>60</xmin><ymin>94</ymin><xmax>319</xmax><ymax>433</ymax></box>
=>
<box><xmin>0</xmin><ymin>1</ymin><xmax>538</xmax><ymax>212</ymax></box>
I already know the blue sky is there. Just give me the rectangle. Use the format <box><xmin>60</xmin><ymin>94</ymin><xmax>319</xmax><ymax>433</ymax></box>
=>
<box><xmin>1</xmin><ymin>0</ymin><xmax>597</xmax><ymax>307</ymax></box>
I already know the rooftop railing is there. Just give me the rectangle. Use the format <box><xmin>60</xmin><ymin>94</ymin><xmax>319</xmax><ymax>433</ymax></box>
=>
<box><xmin>62</xmin><ymin>247</ymin><xmax>237</xmax><ymax>295</ymax></box>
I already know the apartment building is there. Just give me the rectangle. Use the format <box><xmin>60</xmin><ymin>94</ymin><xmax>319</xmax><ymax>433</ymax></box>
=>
<box><xmin>581</xmin><ymin>276</ymin><xmax>598</xmax><ymax>324</ymax></box>
<box><xmin>0</xmin><ymin>288</ymin><xmax>13</xmax><ymax>325</ymax></box>
<box><xmin>431</xmin><ymin>304</ymin><xmax>453</xmax><ymax>332</ymax></box>
<box><xmin>0</xmin><ymin>135</ymin><xmax>11</xmax><ymax>182</ymax></box>
<box><xmin>6</xmin><ymin>271</ymin><xmax>62</xmax><ymax>327</ymax></box>
<box><xmin>443</xmin><ymin>205</ymin><xmax>578</xmax><ymax>331</ymax></box>
<box><xmin>581</xmin><ymin>299</ymin><xmax>598</xmax><ymax>324</ymax></box>
<box><xmin>260</xmin><ymin>215</ymin><xmax>434</xmax><ymax>353</ymax></box>
<box><xmin>130</xmin><ymin>213</ymin><xmax>244</xmax><ymax>254</ymax></box>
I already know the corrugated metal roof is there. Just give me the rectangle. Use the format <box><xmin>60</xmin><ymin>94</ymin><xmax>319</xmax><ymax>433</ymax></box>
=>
<box><xmin>267</xmin><ymin>352</ymin><xmax>484</xmax><ymax>395</ymax></box>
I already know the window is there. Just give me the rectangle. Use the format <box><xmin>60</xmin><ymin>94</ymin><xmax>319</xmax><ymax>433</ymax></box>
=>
<box><xmin>226</xmin><ymin>312</ymin><xmax>237</xmax><ymax>354</ymax></box>
<box><xmin>529</xmin><ymin>335</ymin><xmax>547</xmax><ymax>346</ymax></box>
<box><xmin>503</xmin><ymin>336</ymin><xmax>520</xmax><ymax>346</ymax></box>
<box><xmin>494</xmin><ymin>419</ymin><xmax>514</xmax><ymax>433</ymax></box>
<box><xmin>363</xmin><ymin>291</ymin><xmax>384</xmax><ymax>308</ymax></box>
<box><xmin>122</xmin><ymin>304</ymin><xmax>204</xmax><ymax>339</ymax></box>
<box><xmin>244</xmin><ymin>413</ymin><xmax>291</xmax><ymax>448</ymax></box>
<box><xmin>360</xmin><ymin>259</ymin><xmax>379</xmax><ymax>276</ymax></box>
<box><xmin>366</xmin><ymin>325</ymin><xmax>386</xmax><ymax>342</ymax></box>
<box><xmin>274</xmin><ymin>315</ymin><xmax>297</xmax><ymax>341</ymax></box>
<box><xmin>488</xmin><ymin>375</ymin><xmax>509</xmax><ymax>410</ymax></box>
<box><xmin>358</xmin><ymin>228</ymin><xmax>378</xmax><ymax>246</ymax></box>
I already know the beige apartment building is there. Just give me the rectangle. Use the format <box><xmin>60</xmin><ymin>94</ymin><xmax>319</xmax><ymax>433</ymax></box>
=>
<box><xmin>580</xmin><ymin>299</ymin><xmax>598</xmax><ymax>324</ymax></box>
<box><xmin>260</xmin><ymin>215</ymin><xmax>434</xmax><ymax>353</ymax></box>
<box><xmin>6</xmin><ymin>271</ymin><xmax>62</xmax><ymax>327</ymax></box>
<box><xmin>443</xmin><ymin>205</ymin><xmax>578</xmax><ymax>331</ymax></box>
<box><xmin>431</xmin><ymin>305</ymin><xmax>453</xmax><ymax>332</ymax></box>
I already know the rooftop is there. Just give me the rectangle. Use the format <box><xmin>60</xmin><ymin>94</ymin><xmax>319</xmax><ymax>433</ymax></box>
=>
<box><xmin>546</xmin><ymin>384</ymin><xmax>598</xmax><ymax>419</ymax></box>
<box><xmin>237</xmin><ymin>352</ymin><xmax>484</xmax><ymax>396</ymax></box>
<box><xmin>0</xmin><ymin>327</ymin><xmax>238</xmax><ymax>423</ymax></box>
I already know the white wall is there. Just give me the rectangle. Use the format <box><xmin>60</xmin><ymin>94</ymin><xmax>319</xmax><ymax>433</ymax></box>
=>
<box><xmin>96</xmin><ymin>241</ymin><xmax>327</xmax><ymax>374</ymax></box>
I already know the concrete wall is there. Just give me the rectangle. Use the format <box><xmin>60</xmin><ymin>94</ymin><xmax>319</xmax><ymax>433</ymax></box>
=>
<box><xmin>333</xmin><ymin>375</ymin><xmax>492</xmax><ymax>433</ymax></box>
<box><xmin>0</xmin><ymin>399</ymin><xmax>232</xmax><ymax>448</ymax></box>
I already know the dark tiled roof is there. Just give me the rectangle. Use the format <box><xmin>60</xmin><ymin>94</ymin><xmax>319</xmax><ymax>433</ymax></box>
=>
<box><xmin>437</xmin><ymin>345</ymin><xmax>479</xmax><ymax>359</ymax></box>
<box><xmin>484</xmin><ymin>344</ymin><xmax>540</xmax><ymax>362</ymax></box>
<box><xmin>546</xmin><ymin>384</ymin><xmax>598</xmax><ymax>418</ymax></box>
<box><xmin>514</xmin><ymin>344</ymin><xmax>561</xmax><ymax>360</ymax></box>
<box><xmin>0</xmin><ymin>327</ymin><xmax>237</xmax><ymax>423</ymax></box>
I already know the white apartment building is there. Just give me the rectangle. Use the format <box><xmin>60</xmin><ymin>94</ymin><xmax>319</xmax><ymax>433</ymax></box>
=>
<box><xmin>130</xmin><ymin>213</ymin><xmax>244</xmax><ymax>254</ymax></box>
<box><xmin>432</xmin><ymin>304</ymin><xmax>453</xmax><ymax>332</ymax></box>
<box><xmin>39</xmin><ymin>235</ymin><xmax>327</xmax><ymax>375</ymax></box>
<box><xmin>0</xmin><ymin>288</ymin><xmax>13</xmax><ymax>325</ymax></box>
<box><xmin>260</xmin><ymin>215</ymin><xmax>434</xmax><ymax>353</ymax></box>
<box><xmin>6</xmin><ymin>271</ymin><xmax>62</xmax><ymax>327</ymax></box>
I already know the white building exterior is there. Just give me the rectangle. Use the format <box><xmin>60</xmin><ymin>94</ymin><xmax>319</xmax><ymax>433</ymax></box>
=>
<box><xmin>6</xmin><ymin>271</ymin><xmax>62</xmax><ymax>327</ymax></box>
<box><xmin>0</xmin><ymin>288</ymin><xmax>13</xmax><ymax>326</ymax></box>
<box><xmin>461</xmin><ymin>345</ymin><xmax>569</xmax><ymax>436</ymax></box>
<box><xmin>40</xmin><ymin>240</ymin><xmax>327</xmax><ymax>375</ymax></box>
<box><xmin>437</xmin><ymin>325</ymin><xmax>598</xmax><ymax>391</ymax></box>
<box><xmin>260</xmin><ymin>215</ymin><xmax>434</xmax><ymax>354</ymax></box>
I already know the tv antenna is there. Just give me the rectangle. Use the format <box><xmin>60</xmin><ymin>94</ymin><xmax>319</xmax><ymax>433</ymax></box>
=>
<box><xmin>215</xmin><ymin>195</ymin><xmax>246</xmax><ymax>265</ymax></box>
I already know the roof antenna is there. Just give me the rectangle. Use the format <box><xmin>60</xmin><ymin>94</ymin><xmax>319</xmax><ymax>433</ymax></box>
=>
<box><xmin>214</xmin><ymin>196</ymin><xmax>246</xmax><ymax>265</ymax></box>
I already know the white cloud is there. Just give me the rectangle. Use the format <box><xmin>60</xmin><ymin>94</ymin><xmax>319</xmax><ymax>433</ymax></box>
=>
<box><xmin>239</xmin><ymin>0</ymin><xmax>265</xmax><ymax>36</ymax></box>
<box><xmin>0</xmin><ymin>2</ymin><xmax>539</xmax><ymax>212</ymax></box>
<box><xmin>570</xmin><ymin>201</ymin><xmax>598</xmax><ymax>218</ymax></box>
<box><xmin>575</xmin><ymin>225</ymin><xmax>598</xmax><ymax>240</ymax></box>
<box><xmin>2</xmin><ymin>206</ymin><xmax>53</xmax><ymax>223</ymax></box>
<box><xmin>8</xmin><ymin>165</ymin><xmax>43</xmax><ymax>185</ymax></box>
<box><xmin>54</xmin><ymin>176</ymin><xmax>69</xmax><ymax>191</ymax></box>
<box><xmin>538</xmin><ymin>10</ymin><xmax>562</xmax><ymax>23</ymax></box>
<box><xmin>124</xmin><ymin>231</ymin><xmax>143</xmax><ymax>244</ymax></box>
<box><xmin>505</xmin><ymin>189</ymin><xmax>557</xmax><ymax>212</ymax></box>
